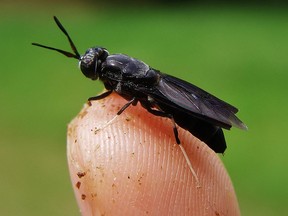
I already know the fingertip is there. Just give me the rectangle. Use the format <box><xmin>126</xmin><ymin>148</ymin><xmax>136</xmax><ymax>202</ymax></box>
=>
<box><xmin>67</xmin><ymin>93</ymin><xmax>240</xmax><ymax>215</ymax></box>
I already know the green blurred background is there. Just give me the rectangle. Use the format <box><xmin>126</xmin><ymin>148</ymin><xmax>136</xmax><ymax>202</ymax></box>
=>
<box><xmin>1</xmin><ymin>1</ymin><xmax>288</xmax><ymax>215</ymax></box>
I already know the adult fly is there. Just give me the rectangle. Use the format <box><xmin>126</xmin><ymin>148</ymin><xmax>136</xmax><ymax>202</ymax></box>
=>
<box><xmin>32</xmin><ymin>16</ymin><xmax>247</xmax><ymax>155</ymax></box>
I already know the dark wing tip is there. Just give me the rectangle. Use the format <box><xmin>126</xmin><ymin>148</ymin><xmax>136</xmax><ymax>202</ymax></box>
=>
<box><xmin>230</xmin><ymin>115</ymin><xmax>248</xmax><ymax>130</ymax></box>
<box><xmin>239</xmin><ymin>122</ymin><xmax>248</xmax><ymax>130</ymax></box>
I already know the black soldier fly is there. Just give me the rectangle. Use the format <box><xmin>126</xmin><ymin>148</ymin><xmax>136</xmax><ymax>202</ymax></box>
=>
<box><xmin>32</xmin><ymin>16</ymin><xmax>247</xmax><ymax>156</ymax></box>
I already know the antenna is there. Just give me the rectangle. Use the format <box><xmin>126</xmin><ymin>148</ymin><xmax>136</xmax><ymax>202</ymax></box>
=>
<box><xmin>32</xmin><ymin>16</ymin><xmax>80</xmax><ymax>59</ymax></box>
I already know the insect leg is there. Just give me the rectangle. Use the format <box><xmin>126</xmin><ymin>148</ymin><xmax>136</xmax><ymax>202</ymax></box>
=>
<box><xmin>117</xmin><ymin>97</ymin><xmax>138</xmax><ymax>115</ymax></box>
<box><xmin>100</xmin><ymin>97</ymin><xmax>138</xmax><ymax>127</ymax></box>
<box><xmin>88</xmin><ymin>90</ymin><xmax>113</xmax><ymax>101</ymax></box>
<box><xmin>141</xmin><ymin>101</ymin><xmax>199</xmax><ymax>185</ymax></box>
<box><xmin>92</xmin><ymin>97</ymin><xmax>138</xmax><ymax>131</ymax></box>
<box><xmin>140</xmin><ymin>102</ymin><xmax>180</xmax><ymax>144</ymax></box>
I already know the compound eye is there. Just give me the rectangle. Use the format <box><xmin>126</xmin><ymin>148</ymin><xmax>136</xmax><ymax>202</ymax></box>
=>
<box><xmin>79</xmin><ymin>49</ymin><xmax>98</xmax><ymax>80</ymax></box>
<box><xmin>80</xmin><ymin>60</ymin><xmax>98</xmax><ymax>80</ymax></box>
<box><xmin>79</xmin><ymin>47</ymin><xmax>109</xmax><ymax>80</ymax></box>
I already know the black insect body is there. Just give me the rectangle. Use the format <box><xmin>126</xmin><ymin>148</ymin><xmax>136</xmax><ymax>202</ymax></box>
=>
<box><xmin>32</xmin><ymin>17</ymin><xmax>247</xmax><ymax>154</ymax></box>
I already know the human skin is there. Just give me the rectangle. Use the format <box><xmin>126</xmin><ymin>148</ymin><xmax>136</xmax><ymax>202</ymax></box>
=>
<box><xmin>67</xmin><ymin>93</ymin><xmax>240</xmax><ymax>216</ymax></box>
